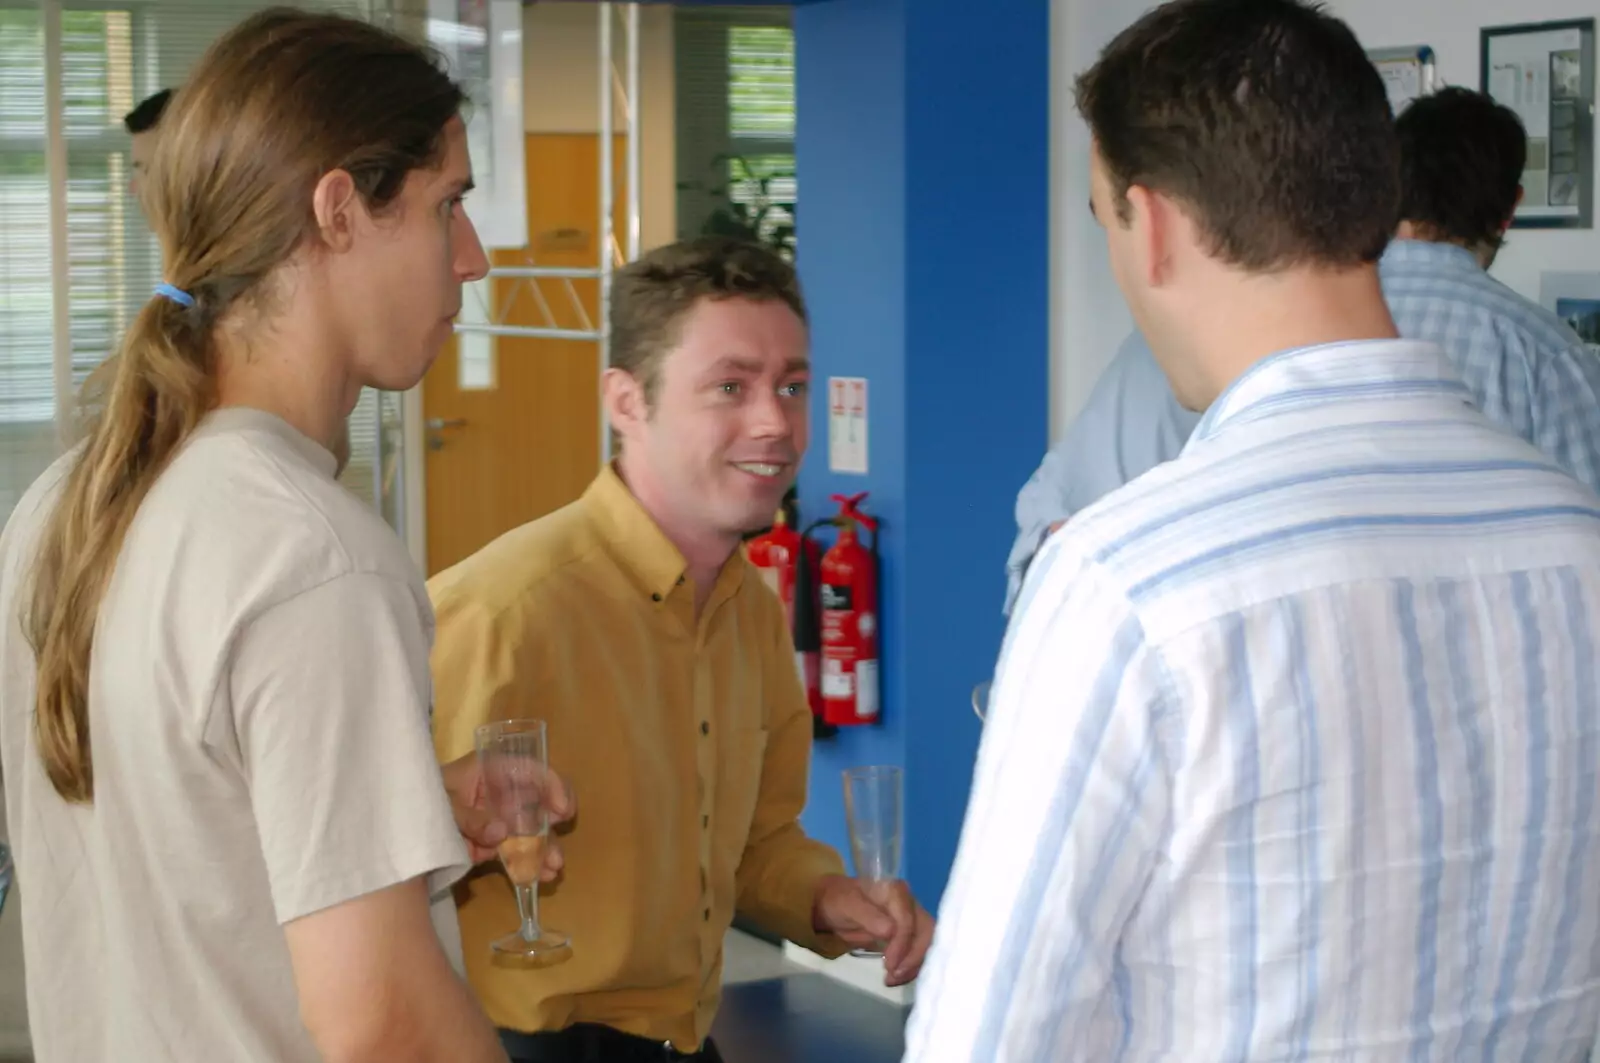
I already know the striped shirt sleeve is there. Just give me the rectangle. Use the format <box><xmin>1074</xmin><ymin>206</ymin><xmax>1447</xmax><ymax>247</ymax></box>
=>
<box><xmin>906</xmin><ymin>542</ymin><xmax>1173</xmax><ymax>1061</ymax></box>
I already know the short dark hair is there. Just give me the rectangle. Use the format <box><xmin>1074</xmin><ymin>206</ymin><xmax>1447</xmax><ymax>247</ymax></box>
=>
<box><xmin>1075</xmin><ymin>0</ymin><xmax>1400</xmax><ymax>272</ymax></box>
<box><xmin>610</xmin><ymin>237</ymin><xmax>806</xmax><ymax>403</ymax></box>
<box><xmin>123</xmin><ymin>88</ymin><xmax>172</xmax><ymax>134</ymax></box>
<box><xmin>1397</xmin><ymin>87</ymin><xmax>1525</xmax><ymax>255</ymax></box>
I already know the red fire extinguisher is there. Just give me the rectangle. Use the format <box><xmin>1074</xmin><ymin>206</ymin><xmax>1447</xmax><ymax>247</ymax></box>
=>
<box><xmin>747</xmin><ymin>507</ymin><xmax>829</xmax><ymax>732</ymax></box>
<box><xmin>819</xmin><ymin>492</ymin><xmax>879</xmax><ymax>726</ymax></box>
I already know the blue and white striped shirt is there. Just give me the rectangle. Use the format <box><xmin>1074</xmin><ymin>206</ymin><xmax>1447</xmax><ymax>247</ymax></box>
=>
<box><xmin>1007</xmin><ymin>239</ymin><xmax>1600</xmax><ymax>613</ymax></box>
<box><xmin>911</xmin><ymin>339</ymin><xmax>1600</xmax><ymax>1062</ymax></box>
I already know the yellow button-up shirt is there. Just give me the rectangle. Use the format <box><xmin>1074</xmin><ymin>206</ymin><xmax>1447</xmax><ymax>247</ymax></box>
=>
<box><xmin>429</xmin><ymin>467</ymin><xmax>848</xmax><ymax>1050</ymax></box>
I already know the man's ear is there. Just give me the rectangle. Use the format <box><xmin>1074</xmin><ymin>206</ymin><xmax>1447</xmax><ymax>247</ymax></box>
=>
<box><xmin>311</xmin><ymin>168</ymin><xmax>361</xmax><ymax>253</ymax></box>
<box><xmin>1502</xmin><ymin>185</ymin><xmax>1525</xmax><ymax>234</ymax></box>
<box><xmin>1124</xmin><ymin>183</ymin><xmax>1172</xmax><ymax>288</ymax></box>
<box><xmin>602</xmin><ymin>367</ymin><xmax>647</xmax><ymax>443</ymax></box>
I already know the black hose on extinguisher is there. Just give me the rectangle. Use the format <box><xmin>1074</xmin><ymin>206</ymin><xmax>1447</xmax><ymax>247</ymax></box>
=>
<box><xmin>800</xmin><ymin>516</ymin><xmax>840</xmax><ymax>740</ymax></box>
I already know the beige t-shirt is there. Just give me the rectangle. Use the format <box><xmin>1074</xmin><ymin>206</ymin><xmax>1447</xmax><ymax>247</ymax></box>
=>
<box><xmin>0</xmin><ymin>408</ymin><xmax>470</xmax><ymax>1063</ymax></box>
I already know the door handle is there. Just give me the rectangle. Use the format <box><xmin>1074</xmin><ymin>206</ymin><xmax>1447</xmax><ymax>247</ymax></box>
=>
<box><xmin>426</xmin><ymin>416</ymin><xmax>467</xmax><ymax>451</ymax></box>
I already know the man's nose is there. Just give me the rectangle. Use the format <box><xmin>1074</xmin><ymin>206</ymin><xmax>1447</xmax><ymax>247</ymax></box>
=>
<box><xmin>456</xmin><ymin>215</ymin><xmax>490</xmax><ymax>282</ymax></box>
<box><xmin>749</xmin><ymin>392</ymin><xmax>791</xmax><ymax>439</ymax></box>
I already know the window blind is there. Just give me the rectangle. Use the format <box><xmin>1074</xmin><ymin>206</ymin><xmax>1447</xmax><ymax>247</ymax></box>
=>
<box><xmin>674</xmin><ymin>6</ymin><xmax>795</xmax><ymax>255</ymax></box>
<box><xmin>0</xmin><ymin>0</ymin><xmax>395</xmax><ymax>529</ymax></box>
<box><xmin>728</xmin><ymin>24</ymin><xmax>793</xmax><ymax>140</ymax></box>
<box><xmin>0</xmin><ymin>5</ymin><xmax>65</xmax><ymax>520</ymax></box>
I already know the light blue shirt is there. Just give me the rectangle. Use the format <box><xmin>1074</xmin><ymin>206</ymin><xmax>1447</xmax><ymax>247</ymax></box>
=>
<box><xmin>911</xmin><ymin>339</ymin><xmax>1600</xmax><ymax>1062</ymax></box>
<box><xmin>1007</xmin><ymin>239</ymin><xmax>1600</xmax><ymax>612</ymax></box>
<box><xmin>1005</xmin><ymin>331</ymin><xmax>1201</xmax><ymax>610</ymax></box>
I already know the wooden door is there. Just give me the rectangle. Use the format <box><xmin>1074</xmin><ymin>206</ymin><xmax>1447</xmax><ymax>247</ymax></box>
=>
<box><xmin>422</xmin><ymin>134</ymin><xmax>626</xmax><ymax>575</ymax></box>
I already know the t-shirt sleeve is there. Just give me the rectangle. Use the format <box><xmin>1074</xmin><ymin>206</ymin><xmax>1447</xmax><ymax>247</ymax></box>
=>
<box><xmin>227</xmin><ymin>571</ymin><xmax>470</xmax><ymax>925</ymax></box>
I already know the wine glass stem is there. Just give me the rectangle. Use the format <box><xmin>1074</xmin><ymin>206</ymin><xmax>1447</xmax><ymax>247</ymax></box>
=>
<box><xmin>514</xmin><ymin>883</ymin><xmax>542</xmax><ymax>942</ymax></box>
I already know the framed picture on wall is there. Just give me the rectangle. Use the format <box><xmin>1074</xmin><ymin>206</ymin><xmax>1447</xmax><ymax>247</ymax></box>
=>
<box><xmin>1480</xmin><ymin>18</ymin><xmax>1595</xmax><ymax>229</ymax></box>
<box><xmin>1541</xmin><ymin>271</ymin><xmax>1600</xmax><ymax>353</ymax></box>
<box><xmin>1368</xmin><ymin>45</ymin><xmax>1437</xmax><ymax>115</ymax></box>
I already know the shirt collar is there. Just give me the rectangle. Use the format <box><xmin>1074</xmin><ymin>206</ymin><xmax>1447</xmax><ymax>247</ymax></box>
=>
<box><xmin>1186</xmin><ymin>338</ymin><xmax>1474</xmax><ymax>449</ymax></box>
<box><xmin>582</xmin><ymin>463</ymin><xmax>746</xmax><ymax>609</ymax></box>
<box><xmin>1380</xmin><ymin>237</ymin><xmax>1482</xmax><ymax>278</ymax></box>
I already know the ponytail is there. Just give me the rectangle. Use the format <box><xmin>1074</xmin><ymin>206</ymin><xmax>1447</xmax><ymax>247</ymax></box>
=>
<box><xmin>26</xmin><ymin>295</ymin><xmax>214</xmax><ymax>803</ymax></box>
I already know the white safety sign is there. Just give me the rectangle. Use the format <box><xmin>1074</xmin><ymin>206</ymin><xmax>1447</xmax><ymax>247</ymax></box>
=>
<box><xmin>828</xmin><ymin>376</ymin><xmax>869</xmax><ymax>475</ymax></box>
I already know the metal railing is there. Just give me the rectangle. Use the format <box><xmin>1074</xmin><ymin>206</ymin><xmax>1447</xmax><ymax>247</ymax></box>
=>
<box><xmin>452</xmin><ymin>2</ymin><xmax>642</xmax><ymax>468</ymax></box>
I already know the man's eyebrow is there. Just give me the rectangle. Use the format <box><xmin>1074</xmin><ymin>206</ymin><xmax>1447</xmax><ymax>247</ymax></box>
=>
<box><xmin>705</xmin><ymin>355</ymin><xmax>764</xmax><ymax>376</ymax></box>
<box><xmin>702</xmin><ymin>355</ymin><xmax>811</xmax><ymax>376</ymax></box>
<box><xmin>450</xmin><ymin>175</ymin><xmax>475</xmax><ymax>196</ymax></box>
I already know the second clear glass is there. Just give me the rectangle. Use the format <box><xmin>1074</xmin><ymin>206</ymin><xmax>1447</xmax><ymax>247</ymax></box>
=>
<box><xmin>842</xmin><ymin>764</ymin><xmax>904</xmax><ymax>958</ymax></box>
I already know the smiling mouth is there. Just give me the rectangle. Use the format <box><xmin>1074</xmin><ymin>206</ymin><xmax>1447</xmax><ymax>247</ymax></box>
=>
<box><xmin>732</xmin><ymin>462</ymin><xmax>789</xmax><ymax>479</ymax></box>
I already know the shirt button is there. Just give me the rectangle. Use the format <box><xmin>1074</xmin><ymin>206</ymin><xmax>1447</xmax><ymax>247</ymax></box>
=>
<box><xmin>703</xmin><ymin>908</ymin><xmax>711</xmax><ymax>922</ymax></box>
<box><xmin>702</xmin><ymin>813</ymin><xmax>709</xmax><ymax>828</ymax></box>
<box><xmin>651</xmin><ymin>592</ymin><xmax>662</xmax><ymax>602</ymax></box>
<box><xmin>700</xmin><ymin>721</ymin><xmax>710</xmax><ymax>736</ymax></box>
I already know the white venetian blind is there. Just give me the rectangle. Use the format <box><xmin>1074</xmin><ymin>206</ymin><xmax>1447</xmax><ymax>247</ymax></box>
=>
<box><xmin>728</xmin><ymin>23</ymin><xmax>794</xmax><ymax>140</ymax></box>
<box><xmin>0</xmin><ymin>0</ymin><xmax>395</xmax><ymax>529</ymax></box>
<box><xmin>0</xmin><ymin>4</ymin><xmax>69</xmax><ymax>520</ymax></box>
<box><xmin>673</xmin><ymin>6</ymin><xmax>795</xmax><ymax>256</ymax></box>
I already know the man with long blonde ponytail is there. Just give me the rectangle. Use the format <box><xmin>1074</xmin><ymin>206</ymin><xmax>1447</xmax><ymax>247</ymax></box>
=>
<box><xmin>0</xmin><ymin>10</ymin><xmax>564</xmax><ymax>1063</ymax></box>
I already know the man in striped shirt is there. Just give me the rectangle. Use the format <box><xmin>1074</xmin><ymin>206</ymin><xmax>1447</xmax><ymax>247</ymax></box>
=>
<box><xmin>908</xmin><ymin>1</ymin><xmax>1600</xmax><ymax>1060</ymax></box>
<box><xmin>1005</xmin><ymin>87</ymin><xmax>1600</xmax><ymax>615</ymax></box>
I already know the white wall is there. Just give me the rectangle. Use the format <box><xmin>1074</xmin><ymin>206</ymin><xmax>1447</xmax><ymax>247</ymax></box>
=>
<box><xmin>1049</xmin><ymin>0</ymin><xmax>1158</xmax><ymax>436</ymax></box>
<box><xmin>1335</xmin><ymin>0</ymin><xmax>1597</xmax><ymax>302</ymax></box>
<box><xmin>1049</xmin><ymin>0</ymin><xmax>1600</xmax><ymax>437</ymax></box>
<box><xmin>522</xmin><ymin>2</ymin><xmax>677</xmax><ymax>253</ymax></box>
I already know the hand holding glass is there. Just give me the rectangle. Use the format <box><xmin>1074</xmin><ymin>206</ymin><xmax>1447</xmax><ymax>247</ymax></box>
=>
<box><xmin>842</xmin><ymin>764</ymin><xmax>904</xmax><ymax>958</ymax></box>
<box><xmin>475</xmin><ymin>719</ymin><xmax>570</xmax><ymax>956</ymax></box>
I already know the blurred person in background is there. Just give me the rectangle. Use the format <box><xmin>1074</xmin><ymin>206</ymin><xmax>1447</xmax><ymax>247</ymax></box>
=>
<box><xmin>123</xmin><ymin>87</ymin><xmax>170</xmax><ymax>212</ymax></box>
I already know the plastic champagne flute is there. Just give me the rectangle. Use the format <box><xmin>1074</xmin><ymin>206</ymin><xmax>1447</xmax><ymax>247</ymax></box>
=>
<box><xmin>842</xmin><ymin>764</ymin><xmax>904</xmax><ymax>958</ymax></box>
<box><xmin>475</xmin><ymin>719</ymin><xmax>570</xmax><ymax>956</ymax></box>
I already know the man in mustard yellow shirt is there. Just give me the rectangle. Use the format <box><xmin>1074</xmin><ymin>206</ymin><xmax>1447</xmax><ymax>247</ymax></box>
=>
<box><xmin>430</xmin><ymin>237</ymin><xmax>934</xmax><ymax>1063</ymax></box>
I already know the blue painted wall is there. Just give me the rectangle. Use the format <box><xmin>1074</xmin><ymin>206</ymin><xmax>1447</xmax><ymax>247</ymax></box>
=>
<box><xmin>791</xmin><ymin>0</ymin><xmax>909</xmax><ymax>888</ymax></box>
<box><xmin>793</xmin><ymin>0</ymin><xmax>1050</xmax><ymax>912</ymax></box>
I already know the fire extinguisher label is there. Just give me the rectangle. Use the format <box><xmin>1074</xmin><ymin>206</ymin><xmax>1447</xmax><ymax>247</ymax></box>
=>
<box><xmin>821</xmin><ymin>658</ymin><xmax>853</xmax><ymax>698</ymax></box>
<box><xmin>855</xmin><ymin>659</ymin><xmax>879</xmax><ymax>719</ymax></box>
<box><xmin>820</xmin><ymin>583</ymin><xmax>852</xmax><ymax>611</ymax></box>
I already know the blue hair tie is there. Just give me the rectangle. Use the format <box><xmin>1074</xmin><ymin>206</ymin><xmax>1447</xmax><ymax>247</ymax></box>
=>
<box><xmin>154</xmin><ymin>282</ymin><xmax>195</xmax><ymax>308</ymax></box>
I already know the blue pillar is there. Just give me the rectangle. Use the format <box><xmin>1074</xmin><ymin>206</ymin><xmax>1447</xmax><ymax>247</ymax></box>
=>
<box><xmin>794</xmin><ymin>0</ymin><xmax>1050</xmax><ymax>911</ymax></box>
